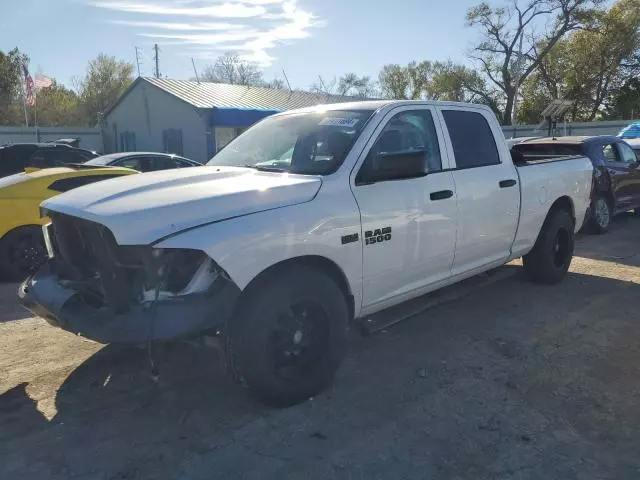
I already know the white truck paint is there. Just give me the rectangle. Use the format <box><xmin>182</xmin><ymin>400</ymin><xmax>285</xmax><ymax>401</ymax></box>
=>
<box><xmin>20</xmin><ymin>100</ymin><xmax>593</xmax><ymax>406</ymax></box>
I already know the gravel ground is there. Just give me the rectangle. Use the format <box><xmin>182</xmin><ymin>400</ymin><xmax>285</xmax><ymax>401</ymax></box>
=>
<box><xmin>1</xmin><ymin>216</ymin><xmax>640</xmax><ymax>479</ymax></box>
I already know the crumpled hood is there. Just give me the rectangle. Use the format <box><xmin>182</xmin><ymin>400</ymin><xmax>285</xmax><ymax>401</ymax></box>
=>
<box><xmin>42</xmin><ymin>166</ymin><xmax>322</xmax><ymax>244</ymax></box>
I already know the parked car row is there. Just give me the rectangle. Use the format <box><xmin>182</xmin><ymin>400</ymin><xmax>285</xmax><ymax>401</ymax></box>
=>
<box><xmin>0</xmin><ymin>145</ymin><xmax>202</xmax><ymax>280</ymax></box>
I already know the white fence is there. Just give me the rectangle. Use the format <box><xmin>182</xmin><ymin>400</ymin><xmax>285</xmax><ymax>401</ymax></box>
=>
<box><xmin>0</xmin><ymin>127</ymin><xmax>104</xmax><ymax>152</ymax></box>
<box><xmin>502</xmin><ymin>119</ymin><xmax>639</xmax><ymax>139</ymax></box>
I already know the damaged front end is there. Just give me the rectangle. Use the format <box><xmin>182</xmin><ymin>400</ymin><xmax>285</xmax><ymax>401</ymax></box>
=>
<box><xmin>18</xmin><ymin>213</ymin><xmax>240</xmax><ymax>343</ymax></box>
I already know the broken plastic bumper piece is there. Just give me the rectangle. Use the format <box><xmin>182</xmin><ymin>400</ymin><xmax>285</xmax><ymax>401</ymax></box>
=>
<box><xmin>18</xmin><ymin>213</ymin><xmax>240</xmax><ymax>344</ymax></box>
<box><xmin>19</xmin><ymin>261</ymin><xmax>240</xmax><ymax>344</ymax></box>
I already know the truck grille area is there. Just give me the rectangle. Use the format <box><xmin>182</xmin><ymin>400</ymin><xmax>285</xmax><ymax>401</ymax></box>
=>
<box><xmin>48</xmin><ymin>213</ymin><xmax>146</xmax><ymax>313</ymax></box>
<box><xmin>45</xmin><ymin>213</ymin><xmax>220</xmax><ymax>316</ymax></box>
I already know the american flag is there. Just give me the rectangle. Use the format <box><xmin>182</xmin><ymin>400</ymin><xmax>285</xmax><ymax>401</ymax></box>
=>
<box><xmin>34</xmin><ymin>74</ymin><xmax>53</xmax><ymax>90</ymax></box>
<box><xmin>22</xmin><ymin>64</ymin><xmax>34</xmax><ymax>107</ymax></box>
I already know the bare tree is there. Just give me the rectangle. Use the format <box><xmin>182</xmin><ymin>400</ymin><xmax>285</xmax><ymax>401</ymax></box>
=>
<box><xmin>467</xmin><ymin>0</ymin><xmax>605</xmax><ymax>124</ymax></box>
<box><xmin>311</xmin><ymin>74</ymin><xmax>376</xmax><ymax>97</ymax></box>
<box><xmin>201</xmin><ymin>52</ymin><xmax>264</xmax><ymax>86</ymax></box>
<box><xmin>336</xmin><ymin>73</ymin><xmax>377</xmax><ymax>98</ymax></box>
<box><xmin>310</xmin><ymin>75</ymin><xmax>337</xmax><ymax>95</ymax></box>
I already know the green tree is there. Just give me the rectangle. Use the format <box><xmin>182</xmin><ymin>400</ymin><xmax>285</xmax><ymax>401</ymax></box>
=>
<box><xmin>377</xmin><ymin>60</ymin><xmax>495</xmax><ymax>111</ymax></box>
<box><xmin>466</xmin><ymin>0</ymin><xmax>605</xmax><ymax>125</ymax></box>
<box><xmin>606</xmin><ymin>77</ymin><xmax>640</xmax><ymax>119</ymax></box>
<box><xmin>517</xmin><ymin>0</ymin><xmax>640</xmax><ymax>122</ymax></box>
<box><xmin>0</xmin><ymin>47</ymin><xmax>29</xmax><ymax>125</ymax></box>
<box><xmin>378</xmin><ymin>61</ymin><xmax>433</xmax><ymax>99</ymax></box>
<box><xmin>32</xmin><ymin>82</ymin><xmax>84</xmax><ymax>127</ymax></box>
<box><xmin>78</xmin><ymin>54</ymin><xmax>134</xmax><ymax>125</ymax></box>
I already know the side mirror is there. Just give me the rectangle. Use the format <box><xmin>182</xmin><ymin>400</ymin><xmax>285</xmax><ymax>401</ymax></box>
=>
<box><xmin>362</xmin><ymin>150</ymin><xmax>427</xmax><ymax>183</ymax></box>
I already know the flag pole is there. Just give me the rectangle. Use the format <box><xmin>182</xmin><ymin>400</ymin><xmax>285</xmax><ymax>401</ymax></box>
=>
<box><xmin>22</xmin><ymin>78</ymin><xmax>29</xmax><ymax>128</ymax></box>
<box><xmin>34</xmin><ymin>90</ymin><xmax>38</xmax><ymax>141</ymax></box>
<box><xmin>21</xmin><ymin>62</ymin><xmax>29</xmax><ymax>127</ymax></box>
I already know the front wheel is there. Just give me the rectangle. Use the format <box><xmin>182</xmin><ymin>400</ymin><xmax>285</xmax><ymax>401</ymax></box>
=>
<box><xmin>0</xmin><ymin>226</ymin><xmax>47</xmax><ymax>282</ymax></box>
<box><xmin>226</xmin><ymin>266</ymin><xmax>349</xmax><ymax>407</ymax></box>
<box><xmin>589</xmin><ymin>195</ymin><xmax>612</xmax><ymax>234</ymax></box>
<box><xmin>523</xmin><ymin>209</ymin><xmax>575</xmax><ymax>285</ymax></box>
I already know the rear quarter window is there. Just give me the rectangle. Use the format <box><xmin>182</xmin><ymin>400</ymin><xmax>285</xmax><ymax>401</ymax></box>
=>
<box><xmin>513</xmin><ymin>143</ymin><xmax>584</xmax><ymax>156</ymax></box>
<box><xmin>442</xmin><ymin>110</ymin><xmax>500</xmax><ymax>169</ymax></box>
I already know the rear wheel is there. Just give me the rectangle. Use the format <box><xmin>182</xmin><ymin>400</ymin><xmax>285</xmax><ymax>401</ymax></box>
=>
<box><xmin>523</xmin><ymin>209</ymin><xmax>574</xmax><ymax>285</ymax></box>
<box><xmin>589</xmin><ymin>195</ymin><xmax>612</xmax><ymax>234</ymax></box>
<box><xmin>226</xmin><ymin>266</ymin><xmax>349</xmax><ymax>407</ymax></box>
<box><xmin>0</xmin><ymin>226</ymin><xmax>47</xmax><ymax>282</ymax></box>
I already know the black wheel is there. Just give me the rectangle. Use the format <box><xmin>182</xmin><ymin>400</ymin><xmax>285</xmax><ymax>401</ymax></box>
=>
<box><xmin>0</xmin><ymin>226</ymin><xmax>47</xmax><ymax>282</ymax></box>
<box><xmin>226</xmin><ymin>266</ymin><xmax>349</xmax><ymax>407</ymax></box>
<box><xmin>523</xmin><ymin>209</ymin><xmax>574</xmax><ymax>285</ymax></box>
<box><xmin>589</xmin><ymin>195</ymin><xmax>612</xmax><ymax>234</ymax></box>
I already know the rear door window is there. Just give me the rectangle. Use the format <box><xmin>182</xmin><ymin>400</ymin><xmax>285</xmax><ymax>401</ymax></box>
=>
<box><xmin>29</xmin><ymin>147</ymin><xmax>84</xmax><ymax>168</ymax></box>
<box><xmin>114</xmin><ymin>157</ymin><xmax>144</xmax><ymax>171</ymax></box>
<box><xmin>602</xmin><ymin>144</ymin><xmax>621</xmax><ymax>163</ymax></box>
<box><xmin>0</xmin><ymin>145</ymin><xmax>38</xmax><ymax>175</ymax></box>
<box><xmin>148</xmin><ymin>156</ymin><xmax>179</xmax><ymax>171</ymax></box>
<box><xmin>442</xmin><ymin>110</ymin><xmax>500</xmax><ymax>169</ymax></box>
<box><xmin>616</xmin><ymin>142</ymin><xmax>638</xmax><ymax>164</ymax></box>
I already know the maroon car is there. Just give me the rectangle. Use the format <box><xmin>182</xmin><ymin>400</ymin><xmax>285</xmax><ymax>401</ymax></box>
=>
<box><xmin>513</xmin><ymin>136</ymin><xmax>640</xmax><ymax>233</ymax></box>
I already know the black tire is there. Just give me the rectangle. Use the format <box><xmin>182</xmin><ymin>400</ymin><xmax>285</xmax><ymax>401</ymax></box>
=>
<box><xmin>0</xmin><ymin>226</ymin><xmax>47</xmax><ymax>282</ymax></box>
<box><xmin>226</xmin><ymin>266</ymin><xmax>349</xmax><ymax>407</ymax></box>
<box><xmin>588</xmin><ymin>194</ymin><xmax>612</xmax><ymax>234</ymax></box>
<box><xmin>523</xmin><ymin>209</ymin><xmax>574</xmax><ymax>285</ymax></box>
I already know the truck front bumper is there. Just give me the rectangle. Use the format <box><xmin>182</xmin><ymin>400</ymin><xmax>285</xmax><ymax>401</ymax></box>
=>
<box><xmin>18</xmin><ymin>261</ymin><xmax>241</xmax><ymax>344</ymax></box>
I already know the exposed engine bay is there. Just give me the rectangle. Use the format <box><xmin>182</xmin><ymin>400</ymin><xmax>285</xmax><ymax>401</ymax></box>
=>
<box><xmin>19</xmin><ymin>212</ymin><xmax>240</xmax><ymax>343</ymax></box>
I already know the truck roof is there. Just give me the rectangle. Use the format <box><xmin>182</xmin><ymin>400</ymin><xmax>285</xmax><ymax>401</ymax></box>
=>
<box><xmin>279</xmin><ymin>99</ymin><xmax>496</xmax><ymax>115</ymax></box>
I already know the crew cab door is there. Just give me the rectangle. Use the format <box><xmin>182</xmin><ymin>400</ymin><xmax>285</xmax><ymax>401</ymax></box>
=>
<box><xmin>351</xmin><ymin>106</ymin><xmax>457</xmax><ymax>310</ymax></box>
<box><xmin>439</xmin><ymin>107</ymin><xmax>520</xmax><ymax>275</ymax></box>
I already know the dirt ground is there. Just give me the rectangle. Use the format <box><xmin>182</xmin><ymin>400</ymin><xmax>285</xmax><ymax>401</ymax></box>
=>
<box><xmin>1</xmin><ymin>217</ymin><xmax>640</xmax><ymax>480</ymax></box>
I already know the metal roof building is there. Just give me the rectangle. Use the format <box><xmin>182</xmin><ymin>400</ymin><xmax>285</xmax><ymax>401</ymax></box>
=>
<box><xmin>103</xmin><ymin>77</ymin><xmax>356</xmax><ymax>162</ymax></box>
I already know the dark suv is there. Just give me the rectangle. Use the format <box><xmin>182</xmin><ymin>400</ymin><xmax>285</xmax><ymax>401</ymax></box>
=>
<box><xmin>513</xmin><ymin>136</ymin><xmax>640</xmax><ymax>233</ymax></box>
<box><xmin>0</xmin><ymin>143</ymin><xmax>98</xmax><ymax>178</ymax></box>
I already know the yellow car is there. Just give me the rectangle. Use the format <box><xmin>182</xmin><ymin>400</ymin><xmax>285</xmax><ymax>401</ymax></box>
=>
<box><xmin>0</xmin><ymin>165</ymin><xmax>137</xmax><ymax>280</ymax></box>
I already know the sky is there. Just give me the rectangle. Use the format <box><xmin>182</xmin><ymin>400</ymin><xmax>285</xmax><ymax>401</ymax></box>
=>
<box><xmin>1</xmin><ymin>0</ymin><xmax>482</xmax><ymax>90</ymax></box>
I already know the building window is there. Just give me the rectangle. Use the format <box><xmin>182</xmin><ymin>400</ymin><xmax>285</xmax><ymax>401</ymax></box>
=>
<box><xmin>119</xmin><ymin>131</ymin><xmax>136</xmax><ymax>152</ymax></box>
<box><xmin>163</xmin><ymin>129</ymin><xmax>183</xmax><ymax>155</ymax></box>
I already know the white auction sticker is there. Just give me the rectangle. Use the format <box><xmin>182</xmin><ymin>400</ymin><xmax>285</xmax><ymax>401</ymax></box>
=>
<box><xmin>319</xmin><ymin>117</ymin><xmax>360</xmax><ymax>127</ymax></box>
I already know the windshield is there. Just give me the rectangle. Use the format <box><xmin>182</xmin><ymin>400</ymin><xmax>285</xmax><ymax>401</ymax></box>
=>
<box><xmin>207</xmin><ymin>110</ymin><xmax>374</xmax><ymax>175</ymax></box>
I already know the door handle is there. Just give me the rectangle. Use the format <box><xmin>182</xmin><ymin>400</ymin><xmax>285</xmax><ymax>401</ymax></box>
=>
<box><xmin>499</xmin><ymin>179</ymin><xmax>517</xmax><ymax>188</ymax></box>
<box><xmin>430</xmin><ymin>190</ymin><xmax>454</xmax><ymax>201</ymax></box>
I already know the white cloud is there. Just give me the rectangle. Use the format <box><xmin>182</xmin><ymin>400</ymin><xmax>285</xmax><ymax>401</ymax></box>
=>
<box><xmin>90</xmin><ymin>0</ymin><xmax>321</xmax><ymax>67</ymax></box>
<box><xmin>111</xmin><ymin>20</ymin><xmax>247</xmax><ymax>31</ymax></box>
<box><xmin>92</xmin><ymin>2</ymin><xmax>267</xmax><ymax>18</ymax></box>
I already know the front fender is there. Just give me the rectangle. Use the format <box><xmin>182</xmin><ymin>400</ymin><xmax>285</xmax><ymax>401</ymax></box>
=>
<box><xmin>155</xmin><ymin>193</ymin><xmax>364</xmax><ymax>316</ymax></box>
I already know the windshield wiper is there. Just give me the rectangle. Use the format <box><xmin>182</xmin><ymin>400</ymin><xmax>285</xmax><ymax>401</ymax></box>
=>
<box><xmin>243</xmin><ymin>165</ymin><xmax>287</xmax><ymax>173</ymax></box>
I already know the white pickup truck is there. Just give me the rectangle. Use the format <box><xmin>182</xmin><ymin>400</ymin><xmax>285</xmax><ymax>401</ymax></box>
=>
<box><xmin>20</xmin><ymin>100</ymin><xmax>593</xmax><ymax>406</ymax></box>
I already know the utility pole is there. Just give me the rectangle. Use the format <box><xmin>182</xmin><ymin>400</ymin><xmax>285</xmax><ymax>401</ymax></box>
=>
<box><xmin>318</xmin><ymin>75</ymin><xmax>328</xmax><ymax>94</ymax></box>
<box><xmin>135</xmin><ymin>47</ymin><xmax>142</xmax><ymax>77</ymax></box>
<box><xmin>282</xmin><ymin>69</ymin><xmax>292</xmax><ymax>92</ymax></box>
<box><xmin>191</xmin><ymin>58</ymin><xmax>200</xmax><ymax>83</ymax></box>
<box><xmin>153</xmin><ymin>43</ymin><xmax>160</xmax><ymax>78</ymax></box>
